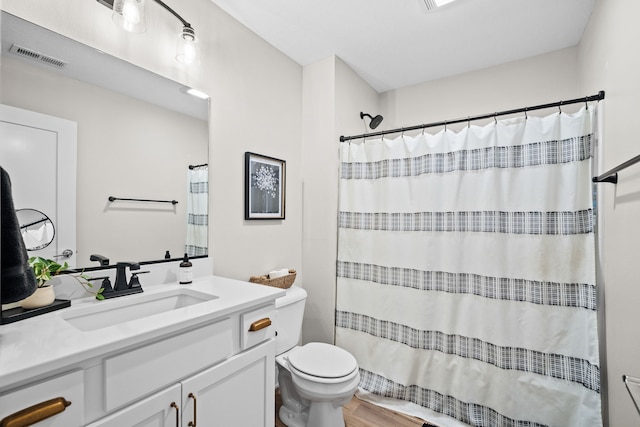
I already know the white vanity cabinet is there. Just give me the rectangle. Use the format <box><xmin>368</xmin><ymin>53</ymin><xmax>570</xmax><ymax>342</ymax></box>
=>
<box><xmin>87</xmin><ymin>340</ymin><xmax>274</xmax><ymax>427</ymax></box>
<box><xmin>82</xmin><ymin>302</ymin><xmax>276</xmax><ymax>427</ymax></box>
<box><xmin>0</xmin><ymin>279</ymin><xmax>282</xmax><ymax>427</ymax></box>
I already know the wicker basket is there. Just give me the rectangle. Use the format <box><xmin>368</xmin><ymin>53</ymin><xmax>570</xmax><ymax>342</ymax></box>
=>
<box><xmin>249</xmin><ymin>269</ymin><xmax>297</xmax><ymax>289</ymax></box>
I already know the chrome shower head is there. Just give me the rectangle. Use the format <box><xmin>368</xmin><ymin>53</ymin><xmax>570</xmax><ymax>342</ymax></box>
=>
<box><xmin>360</xmin><ymin>112</ymin><xmax>384</xmax><ymax>130</ymax></box>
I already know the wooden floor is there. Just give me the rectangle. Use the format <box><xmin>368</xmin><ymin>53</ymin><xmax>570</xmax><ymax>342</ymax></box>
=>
<box><xmin>275</xmin><ymin>390</ymin><xmax>427</xmax><ymax>427</ymax></box>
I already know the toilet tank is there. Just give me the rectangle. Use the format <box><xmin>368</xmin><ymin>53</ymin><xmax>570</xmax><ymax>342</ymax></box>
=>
<box><xmin>274</xmin><ymin>285</ymin><xmax>307</xmax><ymax>355</ymax></box>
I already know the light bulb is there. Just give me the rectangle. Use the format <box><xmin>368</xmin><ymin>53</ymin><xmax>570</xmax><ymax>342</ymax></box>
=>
<box><xmin>112</xmin><ymin>0</ymin><xmax>146</xmax><ymax>33</ymax></box>
<box><xmin>176</xmin><ymin>26</ymin><xmax>199</xmax><ymax>65</ymax></box>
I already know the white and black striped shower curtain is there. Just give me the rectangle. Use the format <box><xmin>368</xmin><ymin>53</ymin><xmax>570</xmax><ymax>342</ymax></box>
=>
<box><xmin>335</xmin><ymin>108</ymin><xmax>601</xmax><ymax>427</ymax></box>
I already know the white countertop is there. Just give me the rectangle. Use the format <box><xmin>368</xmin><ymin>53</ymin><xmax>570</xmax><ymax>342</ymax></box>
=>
<box><xmin>0</xmin><ymin>275</ymin><xmax>285</xmax><ymax>392</ymax></box>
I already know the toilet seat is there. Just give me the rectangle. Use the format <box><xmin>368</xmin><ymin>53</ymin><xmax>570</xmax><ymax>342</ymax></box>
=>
<box><xmin>288</xmin><ymin>343</ymin><xmax>358</xmax><ymax>380</ymax></box>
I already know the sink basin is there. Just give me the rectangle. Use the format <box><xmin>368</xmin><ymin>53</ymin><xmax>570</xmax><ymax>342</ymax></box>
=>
<box><xmin>61</xmin><ymin>288</ymin><xmax>217</xmax><ymax>331</ymax></box>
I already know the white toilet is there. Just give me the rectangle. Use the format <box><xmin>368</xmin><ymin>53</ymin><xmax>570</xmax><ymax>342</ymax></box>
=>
<box><xmin>274</xmin><ymin>285</ymin><xmax>360</xmax><ymax>427</ymax></box>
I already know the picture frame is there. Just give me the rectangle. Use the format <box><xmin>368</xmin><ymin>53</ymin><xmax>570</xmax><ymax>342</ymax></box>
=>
<box><xmin>245</xmin><ymin>152</ymin><xmax>286</xmax><ymax>220</ymax></box>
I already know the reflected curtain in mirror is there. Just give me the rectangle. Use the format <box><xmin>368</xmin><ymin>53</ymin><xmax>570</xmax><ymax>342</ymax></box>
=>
<box><xmin>186</xmin><ymin>165</ymin><xmax>208</xmax><ymax>256</ymax></box>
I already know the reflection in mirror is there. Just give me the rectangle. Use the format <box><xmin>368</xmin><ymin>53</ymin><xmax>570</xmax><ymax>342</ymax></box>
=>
<box><xmin>17</xmin><ymin>209</ymin><xmax>55</xmax><ymax>251</ymax></box>
<box><xmin>0</xmin><ymin>11</ymin><xmax>209</xmax><ymax>270</ymax></box>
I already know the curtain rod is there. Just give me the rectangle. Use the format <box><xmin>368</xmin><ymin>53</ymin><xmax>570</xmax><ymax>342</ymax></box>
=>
<box><xmin>339</xmin><ymin>90</ymin><xmax>605</xmax><ymax>142</ymax></box>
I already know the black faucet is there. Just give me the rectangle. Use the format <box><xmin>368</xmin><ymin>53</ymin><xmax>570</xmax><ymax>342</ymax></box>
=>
<box><xmin>98</xmin><ymin>262</ymin><xmax>145</xmax><ymax>299</ymax></box>
<box><xmin>114</xmin><ymin>262</ymin><xmax>140</xmax><ymax>291</ymax></box>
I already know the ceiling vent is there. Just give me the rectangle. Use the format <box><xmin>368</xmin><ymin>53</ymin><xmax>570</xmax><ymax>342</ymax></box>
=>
<box><xmin>421</xmin><ymin>0</ymin><xmax>455</xmax><ymax>11</ymax></box>
<box><xmin>9</xmin><ymin>44</ymin><xmax>67</xmax><ymax>69</ymax></box>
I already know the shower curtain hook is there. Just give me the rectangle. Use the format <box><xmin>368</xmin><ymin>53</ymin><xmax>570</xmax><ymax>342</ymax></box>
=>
<box><xmin>444</xmin><ymin>121</ymin><xmax>447</xmax><ymax>132</ymax></box>
<box><xmin>558</xmin><ymin>101</ymin><xmax>563</xmax><ymax>114</ymax></box>
<box><xmin>585</xmin><ymin>98</ymin><xmax>589</xmax><ymax>110</ymax></box>
<box><xmin>524</xmin><ymin>107</ymin><xmax>528</xmax><ymax>120</ymax></box>
<box><xmin>494</xmin><ymin>113</ymin><xmax>498</xmax><ymax>125</ymax></box>
<box><xmin>422</xmin><ymin>126</ymin><xmax>425</xmax><ymax>135</ymax></box>
<box><xmin>467</xmin><ymin>117</ymin><xmax>471</xmax><ymax>129</ymax></box>
<box><xmin>401</xmin><ymin>128</ymin><xmax>405</xmax><ymax>139</ymax></box>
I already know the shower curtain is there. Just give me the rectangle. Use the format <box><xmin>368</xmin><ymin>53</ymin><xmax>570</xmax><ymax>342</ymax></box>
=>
<box><xmin>335</xmin><ymin>108</ymin><xmax>601</xmax><ymax>427</ymax></box>
<box><xmin>186</xmin><ymin>166</ymin><xmax>208</xmax><ymax>257</ymax></box>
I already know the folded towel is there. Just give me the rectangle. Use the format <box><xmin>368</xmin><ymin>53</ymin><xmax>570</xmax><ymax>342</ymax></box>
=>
<box><xmin>269</xmin><ymin>268</ymin><xmax>290</xmax><ymax>279</ymax></box>
<box><xmin>1</xmin><ymin>167</ymin><xmax>37</xmax><ymax>303</ymax></box>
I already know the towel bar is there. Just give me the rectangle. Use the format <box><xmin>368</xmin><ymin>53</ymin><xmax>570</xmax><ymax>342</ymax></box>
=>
<box><xmin>108</xmin><ymin>196</ymin><xmax>178</xmax><ymax>205</ymax></box>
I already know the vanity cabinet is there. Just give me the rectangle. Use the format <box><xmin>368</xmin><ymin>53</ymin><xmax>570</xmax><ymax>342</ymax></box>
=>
<box><xmin>0</xmin><ymin>278</ymin><xmax>283</xmax><ymax>427</ymax></box>
<box><xmin>87</xmin><ymin>340</ymin><xmax>274</xmax><ymax>427</ymax></box>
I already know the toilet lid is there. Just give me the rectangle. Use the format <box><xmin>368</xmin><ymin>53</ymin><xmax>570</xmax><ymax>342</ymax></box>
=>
<box><xmin>288</xmin><ymin>343</ymin><xmax>358</xmax><ymax>378</ymax></box>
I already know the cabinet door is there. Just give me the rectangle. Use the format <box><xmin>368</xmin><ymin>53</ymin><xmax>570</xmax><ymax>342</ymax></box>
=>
<box><xmin>88</xmin><ymin>384</ymin><xmax>181</xmax><ymax>427</ymax></box>
<box><xmin>181</xmin><ymin>340</ymin><xmax>275</xmax><ymax>427</ymax></box>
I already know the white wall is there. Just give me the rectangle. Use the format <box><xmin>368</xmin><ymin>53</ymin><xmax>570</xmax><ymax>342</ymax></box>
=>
<box><xmin>579</xmin><ymin>0</ymin><xmax>640</xmax><ymax>425</ymax></box>
<box><xmin>1</xmin><ymin>0</ymin><xmax>304</xmax><ymax>283</ymax></box>
<box><xmin>380</xmin><ymin>47</ymin><xmax>580</xmax><ymax>131</ymax></box>
<box><xmin>300</xmin><ymin>56</ymin><xmax>379</xmax><ymax>344</ymax></box>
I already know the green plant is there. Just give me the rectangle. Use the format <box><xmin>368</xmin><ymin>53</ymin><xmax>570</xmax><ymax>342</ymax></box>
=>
<box><xmin>28</xmin><ymin>257</ymin><xmax>104</xmax><ymax>300</ymax></box>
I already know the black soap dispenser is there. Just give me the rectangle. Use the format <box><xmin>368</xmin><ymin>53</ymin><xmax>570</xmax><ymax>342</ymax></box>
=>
<box><xmin>179</xmin><ymin>253</ymin><xmax>193</xmax><ymax>284</ymax></box>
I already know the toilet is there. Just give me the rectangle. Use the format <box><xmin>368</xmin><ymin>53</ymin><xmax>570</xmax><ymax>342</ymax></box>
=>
<box><xmin>274</xmin><ymin>285</ymin><xmax>360</xmax><ymax>427</ymax></box>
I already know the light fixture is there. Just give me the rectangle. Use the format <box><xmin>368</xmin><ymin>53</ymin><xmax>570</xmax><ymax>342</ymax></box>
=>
<box><xmin>98</xmin><ymin>0</ymin><xmax>198</xmax><ymax>65</ymax></box>
<box><xmin>360</xmin><ymin>112</ymin><xmax>384</xmax><ymax>130</ymax></box>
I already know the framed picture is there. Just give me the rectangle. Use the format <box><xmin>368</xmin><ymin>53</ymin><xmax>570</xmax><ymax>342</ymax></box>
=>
<box><xmin>245</xmin><ymin>152</ymin><xmax>286</xmax><ymax>220</ymax></box>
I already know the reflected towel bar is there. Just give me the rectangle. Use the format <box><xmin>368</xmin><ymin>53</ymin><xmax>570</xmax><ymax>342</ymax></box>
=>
<box><xmin>108</xmin><ymin>196</ymin><xmax>178</xmax><ymax>205</ymax></box>
<box><xmin>188</xmin><ymin>163</ymin><xmax>208</xmax><ymax>169</ymax></box>
<box><xmin>592</xmin><ymin>153</ymin><xmax>640</xmax><ymax>184</ymax></box>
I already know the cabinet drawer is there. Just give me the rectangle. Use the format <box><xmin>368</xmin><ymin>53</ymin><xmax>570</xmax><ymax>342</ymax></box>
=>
<box><xmin>241</xmin><ymin>305</ymin><xmax>275</xmax><ymax>350</ymax></box>
<box><xmin>104</xmin><ymin>318</ymin><xmax>232</xmax><ymax>412</ymax></box>
<box><xmin>0</xmin><ymin>370</ymin><xmax>84</xmax><ymax>427</ymax></box>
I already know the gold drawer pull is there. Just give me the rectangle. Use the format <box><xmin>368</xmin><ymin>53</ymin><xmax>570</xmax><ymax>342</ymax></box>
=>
<box><xmin>249</xmin><ymin>317</ymin><xmax>272</xmax><ymax>332</ymax></box>
<box><xmin>1</xmin><ymin>397</ymin><xmax>71</xmax><ymax>427</ymax></box>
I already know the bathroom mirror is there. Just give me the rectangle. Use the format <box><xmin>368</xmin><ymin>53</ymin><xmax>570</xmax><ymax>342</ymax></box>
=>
<box><xmin>0</xmin><ymin>11</ymin><xmax>209</xmax><ymax>270</ymax></box>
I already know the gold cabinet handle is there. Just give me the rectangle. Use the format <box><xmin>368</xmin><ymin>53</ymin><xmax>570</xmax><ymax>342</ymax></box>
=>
<box><xmin>0</xmin><ymin>397</ymin><xmax>71</xmax><ymax>427</ymax></box>
<box><xmin>249</xmin><ymin>317</ymin><xmax>272</xmax><ymax>332</ymax></box>
<box><xmin>188</xmin><ymin>392</ymin><xmax>197</xmax><ymax>427</ymax></box>
<box><xmin>170</xmin><ymin>402</ymin><xmax>179</xmax><ymax>427</ymax></box>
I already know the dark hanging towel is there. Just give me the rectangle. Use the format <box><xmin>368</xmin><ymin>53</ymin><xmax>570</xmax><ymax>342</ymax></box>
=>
<box><xmin>1</xmin><ymin>167</ymin><xmax>37</xmax><ymax>303</ymax></box>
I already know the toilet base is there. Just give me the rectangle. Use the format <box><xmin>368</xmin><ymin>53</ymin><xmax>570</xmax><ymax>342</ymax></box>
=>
<box><xmin>278</xmin><ymin>404</ymin><xmax>308</xmax><ymax>427</ymax></box>
<box><xmin>306</xmin><ymin>400</ymin><xmax>346</xmax><ymax>427</ymax></box>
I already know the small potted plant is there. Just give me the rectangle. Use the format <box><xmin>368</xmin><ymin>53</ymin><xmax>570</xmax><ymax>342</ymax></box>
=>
<box><xmin>21</xmin><ymin>257</ymin><xmax>104</xmax><ymax>308</ymax></box>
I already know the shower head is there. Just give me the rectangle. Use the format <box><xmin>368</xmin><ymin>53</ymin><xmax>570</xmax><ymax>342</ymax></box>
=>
<box><xmin>360</xmin><ymin>112</ymin><xmax>384</xmax><ymax>130</ymax></box>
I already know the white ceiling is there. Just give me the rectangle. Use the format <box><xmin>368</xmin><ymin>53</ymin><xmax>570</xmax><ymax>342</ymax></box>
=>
<box><xmin>209</xmin><ymin>0</ymin><xmax>597</xmax><ymax>93</ymax></box>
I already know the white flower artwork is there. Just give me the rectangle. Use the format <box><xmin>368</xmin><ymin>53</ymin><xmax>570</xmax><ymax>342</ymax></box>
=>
<box><xmin>245</xmin><ymin>152</ymin><xmax>286</xmax><ymax>219</ymax></box>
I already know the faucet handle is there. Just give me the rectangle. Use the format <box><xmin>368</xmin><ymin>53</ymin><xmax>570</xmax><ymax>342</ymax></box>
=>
<box><xmin>88</xmin><ymin>276</ymin><xmax>113</xmax><ymax>293</ymax></box>
<box><xmin>129</xmin><ymin>271</ymin><xmax>149</xmax><ymax>288</ymax></box>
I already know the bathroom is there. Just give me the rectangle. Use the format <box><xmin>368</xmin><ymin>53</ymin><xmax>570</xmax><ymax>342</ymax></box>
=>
<box><xmin>0</xmin><ymin>0</ymin><xmax>638</xmax><ymax>425</ymax></box>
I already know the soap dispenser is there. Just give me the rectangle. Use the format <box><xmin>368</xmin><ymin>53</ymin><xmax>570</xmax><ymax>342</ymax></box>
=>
<box><xmin>179</xmin><ymin>253</ymin><xmax>193</xmax><ymax>284</ymax></box>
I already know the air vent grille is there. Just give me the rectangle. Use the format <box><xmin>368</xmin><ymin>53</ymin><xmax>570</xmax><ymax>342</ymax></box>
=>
<box><xmin>9</xmin><ymin>44</ymin><xmax>67</xmax><ymax>69</ymax></box>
